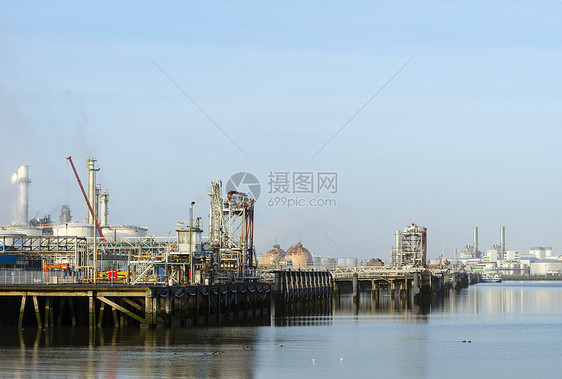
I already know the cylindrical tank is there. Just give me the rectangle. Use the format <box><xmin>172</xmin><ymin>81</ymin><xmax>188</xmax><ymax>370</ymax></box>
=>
<box><xmin>530</xmin><ymin>260</ymin><xmax>562</xmax><ymax>275</ymax></box>
<box><xmin>545</xmin><ymin>247</ymin><xmax>553</xmax><ymax>258</ymax></box>
<box><xmin>321</xmin><ymin>257</ymin><xmax>336</xmax><ymax>270</ymax></box>
<box><xmin>4</xmin><ymin>226</ymin><xmax>42</xmax><ymax>237</ymax></box>
<box><xmin>345</xmin><ymin>258</ymin><xmax>357</xmax><ymax>267</ymax></box>
<box><xmin>52</xmin><ymin>223</ymin><xmax>94</xmax><ymax>238</ymax></box>
<box><xmin>100</xmin><ymin>191</ymin><xmax>109</xmax><ymax>227</ymax></box>
<box><xmin>535</xmin><ymin>249</ymin><xmax>546</xmax><ymax>260</ymax></box>
<box><xmin>102</xmin><ymin>225</ymin><xmax>148</xmax><ymax>242</ymax></box>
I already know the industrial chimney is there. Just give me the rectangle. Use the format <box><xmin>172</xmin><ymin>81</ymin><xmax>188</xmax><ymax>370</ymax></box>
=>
<box><xmin>473</xmin><ymin>227</ymin><xmax>479</xmax><ymax>258</ymax></box>
<box><xmin>11</xmin><ymin>165</ymin><xmax>31</xmax><ymax>225</ymax></box>
<box><xmin>87</xmin><ymin>158</ymin><xmax>99</xmax><ymax>224</ymax></box>
<box><xmin>500</xmin><ymin>226</ymin><xmax>505</xmax><ymax>255</ymax></box>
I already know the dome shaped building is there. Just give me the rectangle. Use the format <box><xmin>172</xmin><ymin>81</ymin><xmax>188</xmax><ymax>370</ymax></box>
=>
<box><xmin>285</xmin><ymin>241</ymin><xmax>313</xmax><ymax>267</ymax></box>
<box><xmin>263</xmin><ymin>244</ymin><xmax>286</xmax><ymax>264</ymax></box>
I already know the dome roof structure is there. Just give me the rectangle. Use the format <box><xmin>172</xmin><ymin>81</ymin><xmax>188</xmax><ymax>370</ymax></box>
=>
<box><xmin>263</xmin><ymin>244</ymin><xmax>286</xmax><ymax>264</ymax></box>
<box><xmin>285</xmin><ymin>241</ymin><xmax>312</xmax><ymax>267</ymax></box>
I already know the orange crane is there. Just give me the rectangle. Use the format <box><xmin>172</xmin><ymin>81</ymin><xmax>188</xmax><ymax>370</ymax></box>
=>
<box><xmin>66</xmin><ymin>156</ymin><xmax>106</xmax><ymax>241</ymax></box>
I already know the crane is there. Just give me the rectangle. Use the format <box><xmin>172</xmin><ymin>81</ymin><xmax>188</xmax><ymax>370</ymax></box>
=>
<box><xmin>66</xmin><ymin>156</ymin><xmax>106</xmax><ymax>241</ymax></box>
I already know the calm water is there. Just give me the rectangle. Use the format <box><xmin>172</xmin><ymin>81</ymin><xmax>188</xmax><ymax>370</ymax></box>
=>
<box><xmin>1</xmin><ymin>281</ymin><xmax>562</xmax><ymax>378</ymax></box>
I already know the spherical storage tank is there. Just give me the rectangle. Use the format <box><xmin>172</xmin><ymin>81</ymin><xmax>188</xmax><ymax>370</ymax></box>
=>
<box><xmin>285</xmin><ymin>241</ymin><xmax>313</xmax><ymax>267</ymax></box>
<box><xmin>263</xmin><ymin>244</ymin><xmax>286</xmax><ymax>264</ymax></box>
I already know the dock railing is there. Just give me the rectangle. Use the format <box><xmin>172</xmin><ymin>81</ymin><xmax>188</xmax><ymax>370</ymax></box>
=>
<box><xmin>0</xmin><ymin>270</ymin><xmax>81</xmax><ymax>285</ymax></box>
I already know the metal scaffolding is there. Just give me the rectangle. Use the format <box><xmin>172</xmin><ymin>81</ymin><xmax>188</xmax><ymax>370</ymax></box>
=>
<box><xmin>391</xmin><ymin>224</ymin><xmax>427</xmax><ymax>267</ymax></box>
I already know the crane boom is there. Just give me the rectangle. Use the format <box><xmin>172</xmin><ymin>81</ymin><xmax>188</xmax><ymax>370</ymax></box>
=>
<box><xmin>66</xmin><ymin>156</ymin><xmax>105</xmax><ymax>241</ymax></box>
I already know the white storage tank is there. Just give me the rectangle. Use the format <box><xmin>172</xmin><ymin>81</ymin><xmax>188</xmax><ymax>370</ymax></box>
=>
<box><xmin>312</xmin><ymin>256</ymin><xmax>323</xmax><ymax>266</ymax></box>
<box><xmin>321</xmin><ymin>257</ymin><xmax>336</xmax><ymax>270</ymax></box>
<box><xmin>102</xmin><ymin>225</ymin><xmax>148</xmax><ymax>242</ymax></box>
<box><xmin>337</xmin><ymin>258</ymin><xmax>357</xmax><ymax>267</ymax></box>
<box><xmin>52</xmin><ymin>223</ymin><xmax>94</xmax><ymax>238</ymax></box>
<box><xmin>530</xmin><ymin>260</ymin><xmax>562</xmax><ymax>275</ymax></box>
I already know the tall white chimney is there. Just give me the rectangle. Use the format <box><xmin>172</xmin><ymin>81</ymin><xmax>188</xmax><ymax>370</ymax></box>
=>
<box><xmin>500</xmin><ymin>226</ymin><xmax>505</xmax><ymax>256</ymax></box>
<box><xmin>87</xmin><ymin>158</ymin><xmax>98</xmax><ymax>224</ymax></box>
<box><xmin>11</xmin><ymin>165</ymin><xmax>31</xmax><ymax>225</ymax></box>
<box><xmin>473</xmin><ymin>227</ymin><xmax>478</xmax><ymax>257</ymax></box>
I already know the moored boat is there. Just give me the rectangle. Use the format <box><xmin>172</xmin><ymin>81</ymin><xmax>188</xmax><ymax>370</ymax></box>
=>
<box><xmin>481</xmin><ymin>273</ymin><xmax>502</xmax><ymax>283</ymax></box>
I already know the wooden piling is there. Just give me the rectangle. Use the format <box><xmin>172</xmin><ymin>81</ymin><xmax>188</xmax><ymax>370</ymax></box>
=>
<box><xmin>33</xmin><ymin>296</ymin><xmax>42</xmax><ymax>329</ymax></box>
<box><xmin>18</xmin><ymin>295</ymin><xmax>26</xmax><ymax>329</ymax></box>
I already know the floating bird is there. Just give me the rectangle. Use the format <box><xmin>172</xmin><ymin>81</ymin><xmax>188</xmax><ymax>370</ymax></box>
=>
<box><xmin>468</xmin><ymin>341</ymin><xmax>472</xmax><ymax>343</ymax></box>
<box><xmin>462</xmin><ymin>340</ymin><xmax>466</xmax><ymax>343</ymax></box>
<box><xmin>340</xmin><ymin>357</ymin><xmax>344</xmax><ymax>362</ymax></box>
<box><xmin>279</xmin><ymin>345</ymin><xmax>283</xmax><ymax>348</ymax></box>
<box><xmin>312</xmin><ymin>358</ymin><xmax>317</xmax><ymax>363</ymax></box>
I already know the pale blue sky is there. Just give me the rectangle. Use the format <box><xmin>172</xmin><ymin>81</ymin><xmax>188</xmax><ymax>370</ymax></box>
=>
<box><xmin>1</xmin><ymin>1</ymin><xmax>561</xmax><ymax>260</ymax></box>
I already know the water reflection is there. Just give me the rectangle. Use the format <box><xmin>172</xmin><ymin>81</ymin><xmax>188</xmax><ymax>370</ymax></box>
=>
<box><xmin>1</xmin><ymin>282</ymin><xmax>562</xmax><ymax>378</ymax></box>
<box><xmin>3</xmin><ymin>327</ymin><xmax>262</xmax><ymax>378</ymax></box>
<box><xmin>433</xmin><ymin>281</ymin><xmax>562</xmax><ymax>315</ymax></box>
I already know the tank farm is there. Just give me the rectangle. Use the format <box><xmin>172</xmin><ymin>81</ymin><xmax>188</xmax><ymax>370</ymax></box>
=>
<box><xmin>0</xmin><ymin>160</ymin><xmax>476</xmax><ymax>329</ymax></box>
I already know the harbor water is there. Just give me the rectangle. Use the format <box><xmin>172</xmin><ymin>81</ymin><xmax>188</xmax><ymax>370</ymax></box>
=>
<box><xmin>1</xmin><ymin>281</ymin><xmax>562</xmax><ymax>378</ymax></box>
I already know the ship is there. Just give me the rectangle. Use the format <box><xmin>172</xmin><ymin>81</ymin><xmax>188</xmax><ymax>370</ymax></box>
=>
<box><xmin>481</xmin><ymin>273</ymin><xmax>502</xmax><ymax>283</ymax></box>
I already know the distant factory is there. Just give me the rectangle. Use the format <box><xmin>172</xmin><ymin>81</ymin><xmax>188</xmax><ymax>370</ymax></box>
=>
<box><xmin>257</xmin><ymin>240</ymin><xmax>359</xmax><ymax>269</ymax></box>
<box><xmin>444</xmin><ymin>226</ymin><xmax>562</xmax><ymax>276</ymax></box>
<box><xmin>1</xmin><ymin>160</ymin><xmax>148</xmax><ymax>241</ymax></box>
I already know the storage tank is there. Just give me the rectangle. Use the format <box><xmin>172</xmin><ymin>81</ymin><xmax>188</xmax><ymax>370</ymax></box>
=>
<box><xmin>312</xmin><ymin>256</ymin><xmax>322</xmax><ymax>266</ymax></box>
<box><xmin>345</xmin><ymin>258</ymin><xmax>357</xmax><ymax>267</ymax></box>
<box><xmin>321</xmin><ymin>257</ymin><xmax>336</xmax><ymax>270</ymax></box>
<box><xmin>285</xmin><ymin>241</ymin><xmax>312</xmax><ymax>267</ymax></box>
<box><xmin>263</xmin><ymin>244</ymin><xmax>286</xmax><ymax>264</ymax></box>
<box><xmin>52</xmin><ymin>223</ymin><xmax>94</xmax><ymax>238</ymax></box>
<box><xmin>102</xmin><ymin>225</ymin><xmax>148</xmax><ymax>242</ymax></box>
<box><xmin>530</xmin><ymin>260</ymin><xmax>562</xmax><ymax>275</ymax></box>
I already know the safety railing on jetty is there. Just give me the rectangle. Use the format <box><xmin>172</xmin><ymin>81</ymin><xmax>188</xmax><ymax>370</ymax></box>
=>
<box><xmin>0</xmin><ymin>270</ymin><xmax>83</xmax><ymax>285</ymax></box>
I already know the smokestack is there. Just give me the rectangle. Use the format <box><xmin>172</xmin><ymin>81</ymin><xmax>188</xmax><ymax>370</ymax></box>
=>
<box><xmin>473</xmin><ymin>227</ymin><xmax>478</xmax><ymax>257</ymax></box>
<box><xmin>87</xmin><ymin>158</ymin><xmax>98</xmax><ymax>224</ymax></box>
<box><xmin>100</xmin><ymin>191</ymin><xmax>109</xmax><ymax>227</ymax></box>
<box><xmin>11</xmin><ymin>165</ymin><xmax>31</xmax><ymax>225</ymax></box>
<box><xmin>500</xmin><ymin>226</ymin><xmax>505</xmax><ymax>254</ymax></box>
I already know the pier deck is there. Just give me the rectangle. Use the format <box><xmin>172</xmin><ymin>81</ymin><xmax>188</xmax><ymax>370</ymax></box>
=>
<box><xmin>0</xmin><ymin>283</ymin><xmax>270</xmax><ymax>329</ymax></box>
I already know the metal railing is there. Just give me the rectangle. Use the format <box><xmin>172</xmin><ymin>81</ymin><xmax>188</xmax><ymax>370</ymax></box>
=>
<box><xmin>0</xmin><ymin>270</ymin><xmax>81</xmax><ymax>285</ymax></box>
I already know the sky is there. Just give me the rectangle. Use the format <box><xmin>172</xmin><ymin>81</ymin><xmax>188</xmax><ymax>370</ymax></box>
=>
<box><xmin>1</xmin><ymin>1</ymin><xmax>561</xmax><ymax>261</ymax></box>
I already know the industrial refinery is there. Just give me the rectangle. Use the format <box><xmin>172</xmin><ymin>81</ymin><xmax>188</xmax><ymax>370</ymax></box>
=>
<box><xmin>2</xmin><ymin>160</ymin><xmax>561</xmax><ymax>284</ymax></box>
<box><xmin>0</xmin><ymin>160</ymin><xmax>257</xmax><ymax>285</ymax></box>
<box><xmin>443</xmin><ymin>226</ymin><xmax>562</xmax><ymax>277</ymax></box>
